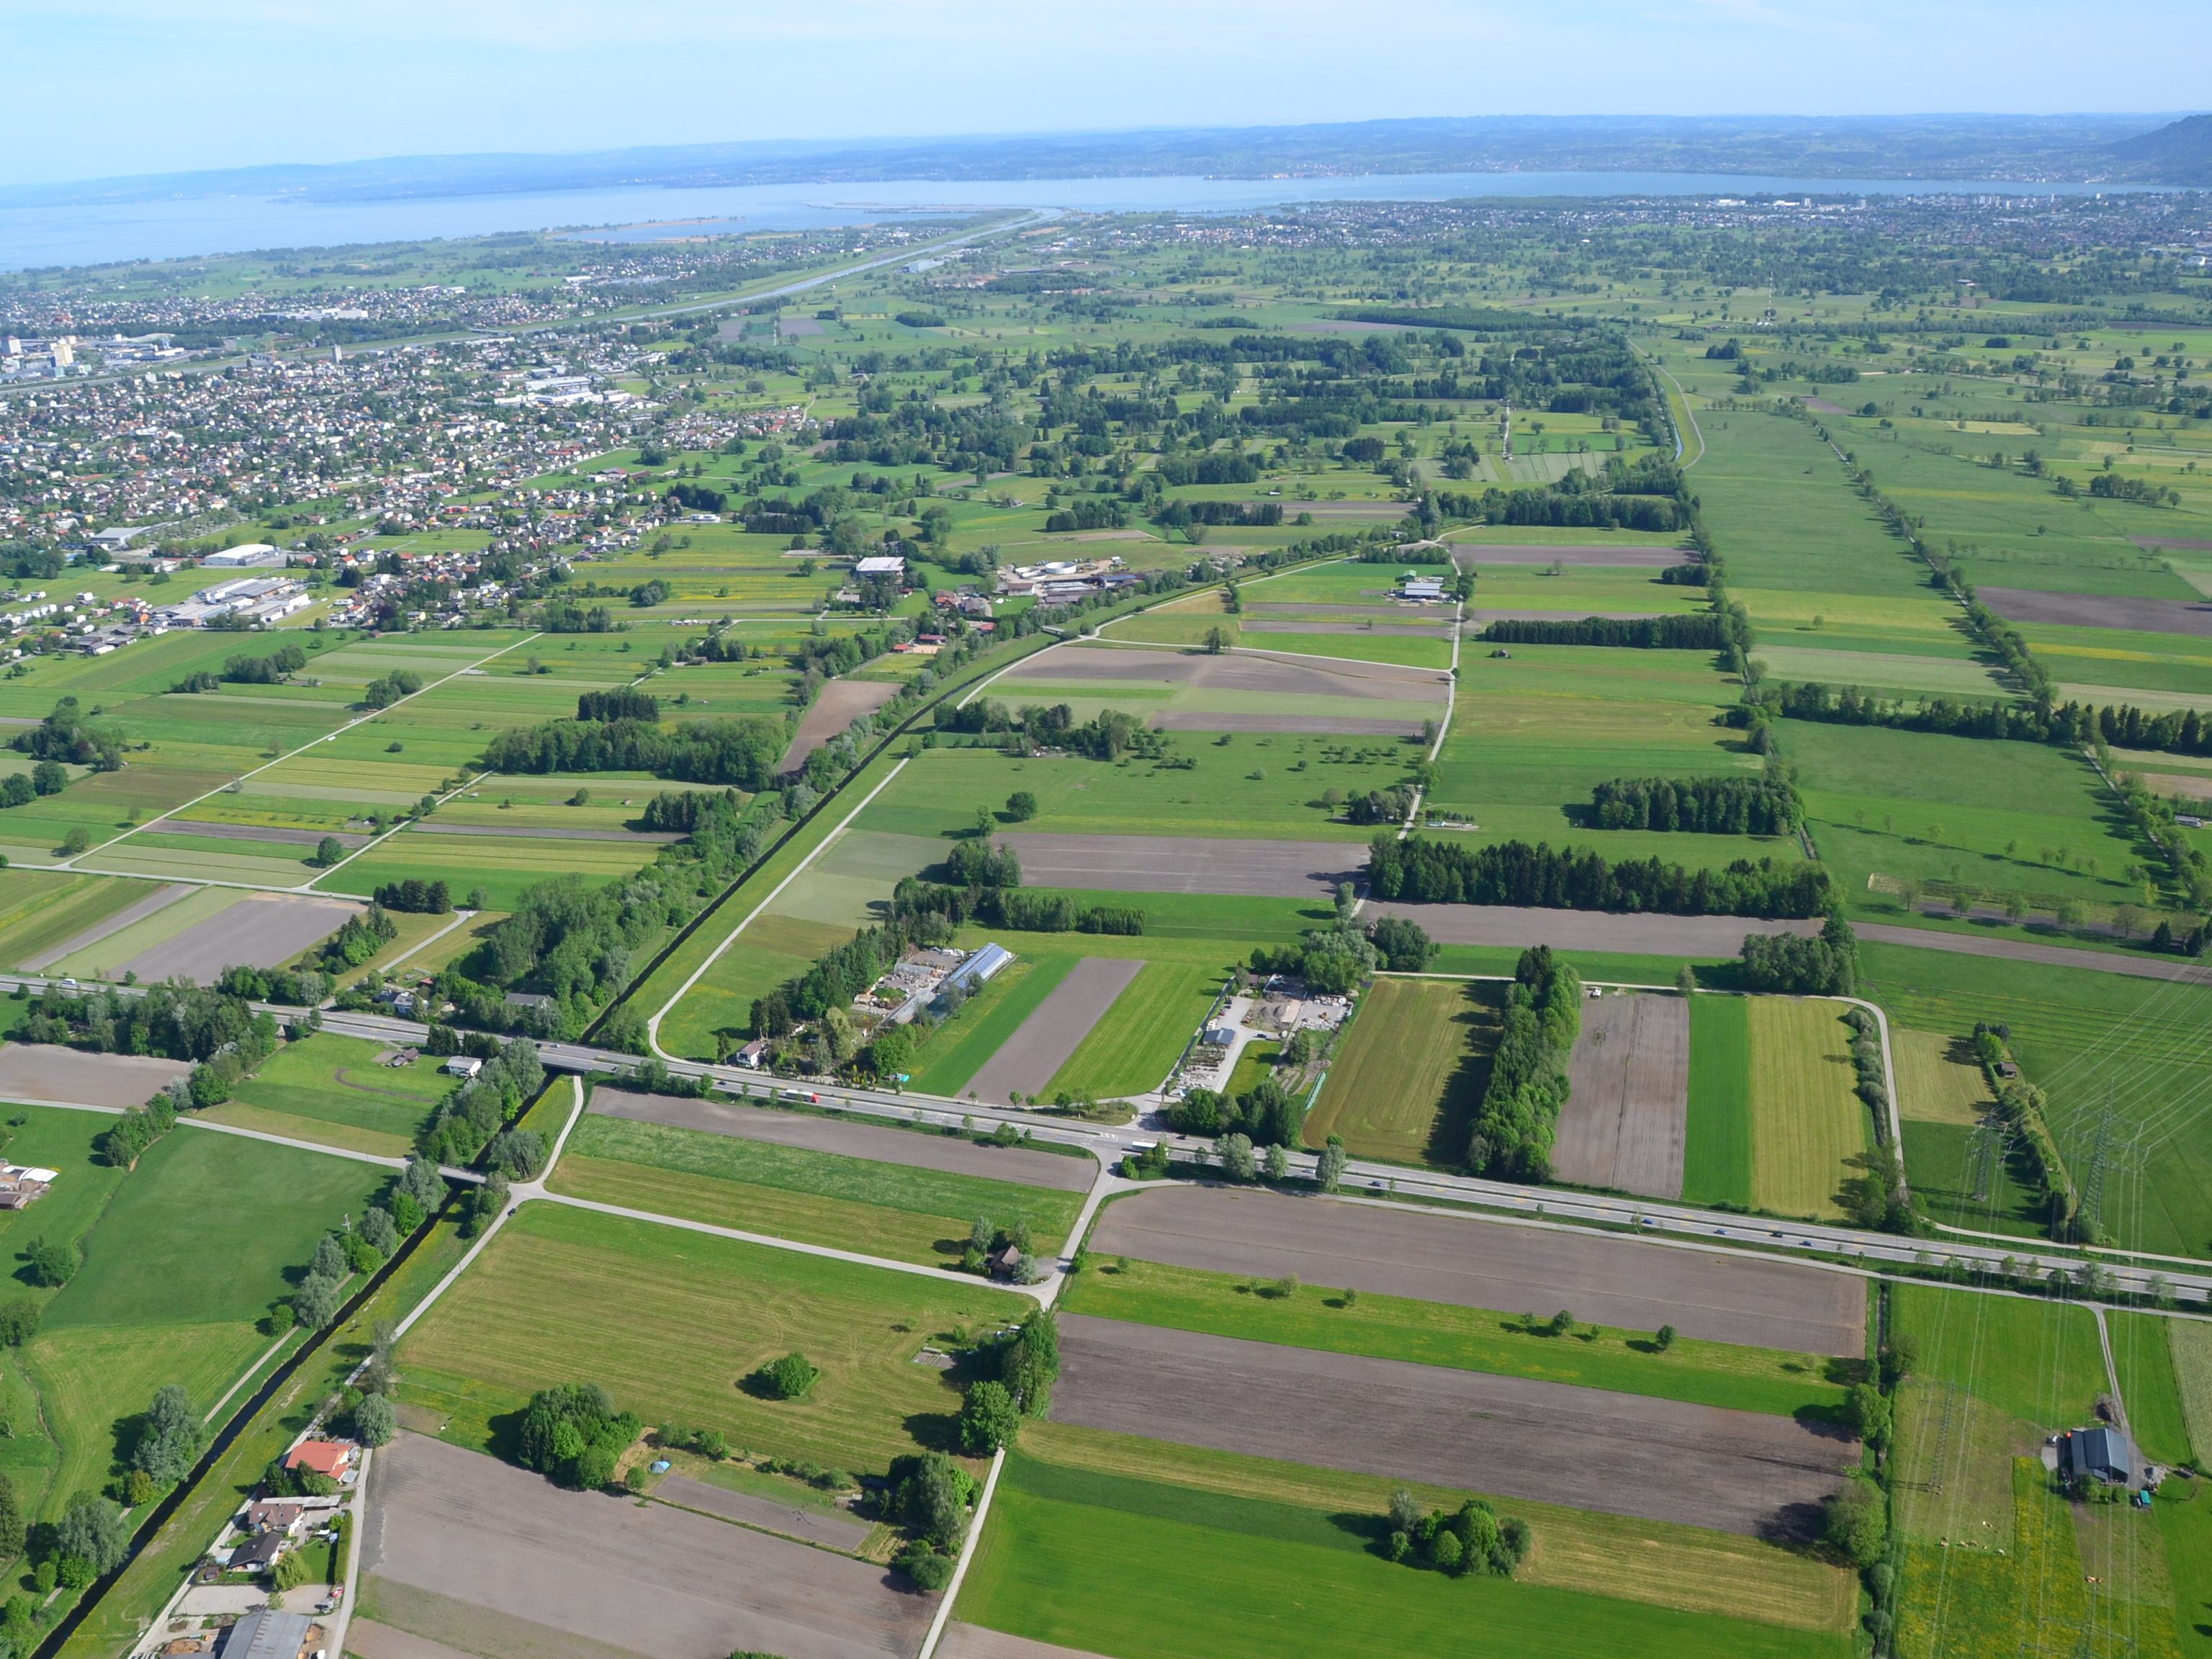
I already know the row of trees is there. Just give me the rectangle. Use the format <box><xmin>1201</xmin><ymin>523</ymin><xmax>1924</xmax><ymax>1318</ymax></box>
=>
<box><xmin>1739</xmin><ymin>677</ymin><xmax>2212</xmax><ymax>760</ymax></box>
<box><xmin>482</xmin><ymin>711</ymin><xmax>786</xmax><ymax>790</ymax></box>
<box><xmin>1481</xmin><ymin>613</ymin><xmax>1727</xmax><ymax>649</ymax></box>
<box><xmin>1465</xmin><ymin>947</ymin><xmax>1581</xmax><ymax>1179</ymax></box>
<box><xmin>1588</xmin><ymin>773</ymin><xmax>1800</xmax><ymax>836</ymax></box>
<box><xmin>277</xmin><ymin>1162</ymin><xmax>435</xmax><ymax>1334</ymax></box>
<box><xmin>1367</xmin><ymin>835</ymin><xmax>1833</xmax><ymax>919</ymax></box>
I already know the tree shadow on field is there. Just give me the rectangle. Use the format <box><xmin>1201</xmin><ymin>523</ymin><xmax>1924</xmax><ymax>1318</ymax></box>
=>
<box><xmin>482</xmin><ymin>1406</ymin><xmax>529</xmax><ymax>1465</ymax></box>
<box><xmin>1326</xmin><ymin>1510</ymin><xmax>1400</xmax><ymax>1556</ymax></box>
<box><xmin>1422</xmin><ymin>981</ymin><xmax>1503</xmax><ymax>1167</ymax></box>
<box><xmin>1792</xmin><ymin>1400</ymin><xmax>1856</xmax><ymax>1441</ymax></box>
<box><xmin>1758</xmin><ymin>1498</ymin><xmax>1831</xmax><ymax>1552</ymax></box>
<box><xmin>899</xmin><ymin>1410</ymin><xmax>964</xmax><ymax>1455</ymax></box>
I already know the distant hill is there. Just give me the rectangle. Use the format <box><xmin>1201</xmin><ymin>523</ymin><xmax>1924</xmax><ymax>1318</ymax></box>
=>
<box><xmin>2108</xmin><ymin>114</ymin><xmax>2212</xmax><ymax>184</ymax></box>
<box><xmin>1</xmin><ymin>114</ymin><xmax>2189</xmax><ymax>210</ymax></box>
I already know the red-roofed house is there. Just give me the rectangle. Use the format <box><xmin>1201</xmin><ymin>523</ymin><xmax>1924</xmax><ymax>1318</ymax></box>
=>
<box><xmin>284</xmin><ymin>1439</ymin><xmax>357</xmax><ymax>1480</ymax></box>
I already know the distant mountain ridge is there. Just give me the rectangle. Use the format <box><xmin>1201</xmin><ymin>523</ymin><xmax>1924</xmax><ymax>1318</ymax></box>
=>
<box><xmin>2107</xmin><ymin>113</ymin><xmax>2212</xmax><ymax>184</ymax></box>
<box><xmin>1</xmin><ymin>112</ymin><xmax>2200</xmax><ymax>210</ymax></box>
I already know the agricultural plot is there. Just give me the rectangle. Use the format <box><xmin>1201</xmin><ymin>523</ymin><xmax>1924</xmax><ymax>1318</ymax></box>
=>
<box><xmin>397</xmin><ymin>1200</ymin><xmax>1030</xmax><ymax>1474</ymax></box>
<box><xmin>0</xmin><ymin>1043</ymin><xmax>189</xmax><ymax>1108</ymax></box>
<box><xmin>1363</xmin><ymin>901</ymin><xmax>1815</xmax><ymax>957</ymax></box>
<box><xmin>1552</xmin><ymin>992</ymin><xmax>1689</xmax><ymax>1199</ymax></box>
<box><xmin>546</xmin><ymin>1092</ymin><xmax>1085</xmax><ymax>1263</ymax></box>
<box><xmin>1682</xmin><ymin>995</ymin><xmax>1754</xmax><ymax>1208</ymax></box>
<box><xmin>904</xmin><ymin>954</ymin><xmax>1076</xmax><ymax>1099</ymax></box>
<box><xmin>997</xmin><ymin>833</ymin><xmax>1364</xmax><ymax>898</ymax></box>
<box><xmin>1043</xmin><ymin>961</ymin><xmax>1219</xmax><ymax>1102</ymax></box>
<box><xmin>199</xmin><ymin>1032</ymin><xmax>453</xmax><ymax>1157</ymax></box>
<box><xmin>361</xmin><ymin>1432</ymin><xmax>927</xmax><ymax>1659</ymax></box>
<box><xmin>1087</xmin><ymin>1187</ymin><xmax>1865</xmax><ymax>1357</ymax></box>
<box><xmin>991</xmin><ymin>647</ymin><xmax>1452</xmax><ymax>733</ymax></box>
<box><xmin>858</xmin><ymin>729</ymin><xmax>1426</xmax><ymax>847</ymax></box>
<box><xmin>1858</xmin><ymin>945</ymin><xmax>2212</xmax><ymax>1260</ymax></box>
<box><xmin>0</xmin><ymin>873</ymin><xmax>163</xmax><ymax>973</ymax></box>
<box><xmin>963</xmin><ymin>957</ymin><xmax>1145</xmax><ymax>1105</ymax></box>
<box><xmin>959</xmin><ymin>1443</ymin><xmax>1854</xmax><ymax>1659</ymax></box>
<box><xmin>1745</xmin><ymin>999</ymin><xmax>1868</xmax><ymax>1221</ymax></box>
<box><xmin>1303</xmin><ymin>975</ymin><xmax>1497</xmax><ymax>1165</ymax></box>
<box><xmin>1049</xmin><ymin>1316</ymin><xmax>1857</xmax><ymax>1537</ymax></box>
<box><xmin>1060</xmin><ymin>1256</ymin><xmax>1848</xmax><ymax>1420</ymax></box>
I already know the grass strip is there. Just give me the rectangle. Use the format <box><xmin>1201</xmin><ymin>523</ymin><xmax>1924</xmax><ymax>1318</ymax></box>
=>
<box><xmin>1682</xmin><ymin>994</ymin><xmax>1753</xmax><ymax>1208</ymax></box>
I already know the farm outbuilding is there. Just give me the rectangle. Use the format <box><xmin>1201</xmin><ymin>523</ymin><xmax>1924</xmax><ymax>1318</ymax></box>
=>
<box><xmin>2060</xmin><ymin>1425</ymin><xmax>2137</xmax><ymax>1486</ymax></box>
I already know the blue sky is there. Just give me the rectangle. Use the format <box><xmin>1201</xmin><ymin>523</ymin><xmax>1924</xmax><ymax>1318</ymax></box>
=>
<box><xmin>1</xmin><ymin>0</ymin><xmax>2204</xmax><ymax>186</ymax></box>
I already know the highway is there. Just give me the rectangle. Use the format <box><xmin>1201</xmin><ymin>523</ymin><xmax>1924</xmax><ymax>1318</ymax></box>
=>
<box><xmin>300</xmin><ymin>1007</ymin><xmax>2212</xmax><ymax>1310</ymax></box>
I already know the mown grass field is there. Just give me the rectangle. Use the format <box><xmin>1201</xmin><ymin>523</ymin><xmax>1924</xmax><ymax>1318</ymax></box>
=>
<box><xmin>1303</xmin><ymin>976</ymin><xmax>1498</xmax><ymax>1166</ymax></box>
<box><xmin>1046</xmin><ymin>961</ymin><xmax>1220</xmax><ymax>1102</ymax></box>
<box><xmin>1059</xmin><ymin>1256</ymin><xmax>1849</xmax><ymax>1419</ymax></box>
<box><xmin>958</xmin><ymin>1450</ymin><xmax>1855</xmax><ymax>1659</ymax></box>
<box><xmin>545</xmin><ymin>1112</ymin><xmax>1082</xmax><ymax>1262</ymax></box>
<box><xmin>1859</xmin><ymin>945</ymin><xmax>2212</xmax><ymax>1259</ymax></box>
<box><xmin>1682</xmin><ymin>994</ymin><xmax>1753</xmax><ymax>1208</ymax></box>
<box><xmin>2170</xmin><ymin>1319</ymin><xmax>2212</xmax><ymax>1464</ymax></box>
<box><xmin>0</xmin><ymin>873</ymin><xmax>150</xmax><ymax>971</ymax></box>
<box><xmin>1746</xmin><ymin>999</ymin><xmax>1866</xmax><ymax>1220</ymax></box>
<box><xmin>854</xmin><ymin>742</ymin><xmax>1418</xmax><ymax>845</ymax></box>
<box><xmin>2108</xmin><ymin>1311</ymin><xmax>2195</xmax><ymax>1470</ymax></box>
<box><xmin>398</xmin><ymin>1200</ymin><xmax>1028</xmax><ymax>1474</ymax></box>
<box><xmin>204</xmin><ymin>1031</ymin><xmax>451</xmax><ymax>1156</ymax></box>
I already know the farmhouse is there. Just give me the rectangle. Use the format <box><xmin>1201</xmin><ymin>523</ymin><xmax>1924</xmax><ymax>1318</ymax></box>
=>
<box><xmin>0</xmin><ymin>1165</ymin><xmax>56</xmax><ymax>1208</ymax></box>
<box><xmin>443</xmin><ymin>1055</ymin><xmax>484</xmax><ymax>1079</ymax></box>
<box><xmin>2059</xmin><ymin>1425</ymin><xmax>2138</xmax><ymax>1486</ymax></box>
<box><xmin>284</xmin><ymin>1438</ymin><xmax>358</xmax><ymax>1481</ymax></box>
<box><xmin>228</xmin><ymin>1532</ymin><xmax>285</xmax><ymax>1572</ymax></box>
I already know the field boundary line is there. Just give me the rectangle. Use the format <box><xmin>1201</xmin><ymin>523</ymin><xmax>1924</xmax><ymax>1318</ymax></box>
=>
<box><xmin>178</xmin><ymin>1112</ymin><xmax>484</xmax><ymax>1180</ymax></box>
<box><xmin>199</xmin><ymin>1326</ymin><xmax>299</xmax><ymax>1426</ymax></box>
<box><xmin>644</xmin><ymin>756</ymin><xmax>908</xmax><ymax>1056</ymax></box>
<box><xmin>372</xmin><ymin>907</ymin><xmax>480</xmax><ymax>976</ymax></box>
<box><xmin>60</xmin><ymin>629</ymin><xmax>543</xmax><ymax>876</ymax></box>
<box><xmin>916</xmin><ymin>1444</ymin><xmax>1007</xmax><ymax>1659</ymax></box>
<box><xmin>536</xmin><ymin>1189</ymin><xmax>1052</xmax><ymax>1300</ymax></box>
<box><xmin>389</xmin><ymin>1079</ymin><xmax>580</xmax><ymax>1343</ymax></box>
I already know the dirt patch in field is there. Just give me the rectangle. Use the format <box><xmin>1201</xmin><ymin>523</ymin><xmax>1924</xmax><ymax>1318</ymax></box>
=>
<box><xmin>1361</xmin><ymin>902</ymin><xmax>1816</xmax><ymax>955</ymax></box>
<box><xmin>408</xmin><ymin>823</ymin><xmax>681</xmax><ymax>843</ymax></box>
<box><xmin>154</xmin><ymin>819</ymin><xmax>371</xmax><ymax>849</ymax></box>
<box><xmin>1553</xmin><ymin>993</ymin><xmax>1690</xmax><ymax>1200</ymax></box>
<box><xmin>1452</xmin><ymin>545</ymin><xmax>1691</xmax><ymax>567</ymax></box>
<box><xmin>939</xmin><ymin>1627</ymin><xmax>1113</xmax><ymax>1659</ymax></box>
<box><xmin>117</xmin><ymin>891</ymin><xmax>363</xmax><ymax>984</ymax></box>
<box><xmin>780</xmin><ymin>679</ymin><xmax>902</xmax><ymax>772</ymax></box>
<box><xmin>964</xmin><ymin>958</ymin><xmax>1146</xmax><ymax>1106</ymax></box>
<box><xmin>1467</xmin><ymin>608</ymin><xmax>1669</xmax><ymax>624</ymax></box>
<box><xmin>363</xmin><ymin>1432</ymin><xmax>927</xmax><ymax>1659</ymax></box>
<box><xmin>1005</xmin><ymin>644</ymin><xmax>1447</xmax><ymax>701</ymax></box>
<box><xmin>1151</xmin><ymin>711</ymin><xmax>1426</xmax><ymax>737</ymax></box>
<box><xmin>590</xmin><ymin>1087</ymin><xmax>1094</xmax><ymax>1190</ymax></box>
<box><xmin>1088</xmin><ymin>1185</ymin><xmax>1864</xmax><ymax>1357</ymax></box>
<box><xmin>21</xmin><ymin>881</ymin><xmax>194</xmax><ymax>972</ymax></box>
<box><xmin>0</xmin><ymin>1043</ymin><xmax>192</xmax><ymax>1108</ymax></box>
<box><xmin>1053</xmin><ymin>1317</ymin><xmax>1856</xmax><ymax>1538</ymax></box>
<box><xmin>1978</xmin><ymin>585</ymin><xmax>2212</xmax><ymax>639</ymax></box>
<box><xmin>1239</xmin><ymin>619</ymin><xmax>1452</xmax><ymax>638</ymax></box>
<box><xmin>653</xmin><ymin>1473</ymin><xmax>873</xmax><ymax>1551</ymax></box>
<box><xmin>1002</xmin><ymin>833</ymin><xmax>1364</xmax><ymax>899</ymax></box>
